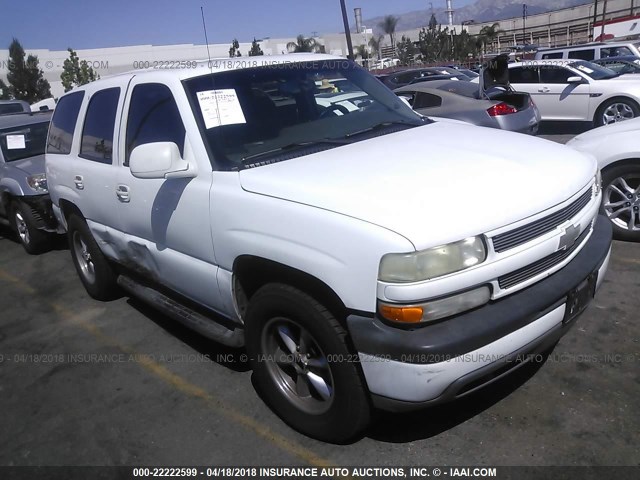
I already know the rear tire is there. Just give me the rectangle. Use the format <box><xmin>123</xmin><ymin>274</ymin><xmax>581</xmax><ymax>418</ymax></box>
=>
<box><xmin>601</xmin><ymin>163</ymin><xmax>640</xmax><ymax>242</ymax></box>
<box><xmin>245</xmin><ymin>283</ymin><xmax>370</xmax><ymax>443</ymax></box>
<box><xmin>11</xmin><ymin>200</ymin><xmax>50</xmax><ymax>255</ymax></box>
<box><xmin>67</xmin><ymin>214</ymin><xmax>119</xmax><ymax>300</ymax></box>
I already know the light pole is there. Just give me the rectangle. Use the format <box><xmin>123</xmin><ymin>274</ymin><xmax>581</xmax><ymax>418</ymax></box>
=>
<box><xmin>591</xmin><ymin>0</ymin><xmax>599</xmax><ymax>42</ymax></box>
<box><xmin>522</xmin><ymin>4</ymin><xmax>528</xmax><ymax>45</ymax></box>
<box><xmin>340</xmin><ymin>0</ymin><xmax>355</xmax><ymax>59</ymax></box>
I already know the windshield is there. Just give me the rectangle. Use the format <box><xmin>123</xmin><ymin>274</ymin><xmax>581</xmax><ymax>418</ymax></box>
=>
<box><xmin>0</xmin><ymin>121</ymin><xmax>49</xmax><ymax>163</ymax></box>
<box><xmin>569</xmin><ymin>60</ymin><xmax>619</xmax><ymax>80</ymax></box>
<box><xmin>183</xmin><ymin>60</ymin><xmax>425</xmax><ymax>170</ymax></box>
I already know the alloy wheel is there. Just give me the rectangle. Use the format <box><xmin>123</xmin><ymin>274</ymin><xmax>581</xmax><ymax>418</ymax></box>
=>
<box><xmin>72</xmin><ymin>231</ymin><xmax>96</xmax><ymax>283</ymax></box>
<box><xmin>14</xmin><ymin>211</ymin><xmax>30</xmax><ymax>245</ymax></box>
<box><xmin>602</xmin><ymin>103</ymin><xmax>636</xmax><ymax>124</ymax></box>
<box><xmin>261</xmin><ymin>317</ymin><xmax>334</xmax><ymax>415</ymax></box>
<box><xmin>603</xmin><ymin>174</ymin><xmax>640</xmax><ymax>231</ymax></box>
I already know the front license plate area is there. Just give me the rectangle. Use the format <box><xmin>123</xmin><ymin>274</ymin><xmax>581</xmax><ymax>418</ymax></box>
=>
<box><xmin>563</xmin><ymin>272</ymin><xmax>598</xmax><ymax>325</ymax></box>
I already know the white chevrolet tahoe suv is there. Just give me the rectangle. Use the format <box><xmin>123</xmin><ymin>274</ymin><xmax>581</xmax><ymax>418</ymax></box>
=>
<box><xmin>46</xmin><ymin>54</ymin><xmax>612</xmax><ymax>442</ymax></box>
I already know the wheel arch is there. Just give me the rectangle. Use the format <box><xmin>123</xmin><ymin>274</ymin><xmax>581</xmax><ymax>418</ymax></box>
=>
<box><xmin>232</xmin><ymin>255</ymin><xmax>349</xmax><ymax>326</ymax></box>
<box><xmin>600</xmin><ymin>157</ymin><xmax>640</xmax><ymax>175</ymax></box>
<box><xmin>58</xmin><ymin>199</ymin><xmax>86</xmax><ymax>222</ymax></box>
<box><xmin>594</xmin><ymin>95</ymin><xmax>640</xmax><ymax>124</ymax></box>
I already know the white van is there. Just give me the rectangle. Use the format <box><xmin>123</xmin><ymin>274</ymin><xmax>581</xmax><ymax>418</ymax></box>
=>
<box><xmin>534</xmin><ymin>41</ymin><xmax>640</xmax><ymax>61</ymax></box>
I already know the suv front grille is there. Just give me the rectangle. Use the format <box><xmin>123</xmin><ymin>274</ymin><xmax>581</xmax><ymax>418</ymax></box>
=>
<box><xmin>498</xmin><ymin>225</ymin><xmax>591</xmax><ymax>290</ymax></box>
<box><xmin>492</xmin><ymin>188</ymin><xmax>592</xmax><ymax>253</ymax></box>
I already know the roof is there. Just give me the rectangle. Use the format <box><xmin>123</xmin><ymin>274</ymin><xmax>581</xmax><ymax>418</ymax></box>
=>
<box><xmin>0</xmin><ymin>111</ymin><xmax>52</xmax><ymax>129</ymax></box>
<box><xmin>537</xmin><ymin>41</ymin><xmax>639</xmax><ymax>52</ymax></box>
<box><xmin>110</xmin><ymin>53</ymin><xmax>345</xmax><ymax>82</ymax></box>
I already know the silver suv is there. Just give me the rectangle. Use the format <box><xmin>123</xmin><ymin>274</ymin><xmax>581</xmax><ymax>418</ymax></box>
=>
<box><xmin>0</xmin><ymin>111</ymin><xmax>59</xmax><ymax>253</ymax></box>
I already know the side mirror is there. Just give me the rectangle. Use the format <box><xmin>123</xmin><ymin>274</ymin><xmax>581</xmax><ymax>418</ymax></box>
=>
<box><xmin>129</xmin><ymin>142</ymin><xmax>196</xmax><ymax>179</ymax></box>
<box><xmin>567</xmin><ymin>76</ymin><xmax>584</xmax><ymax>84</ymax></box>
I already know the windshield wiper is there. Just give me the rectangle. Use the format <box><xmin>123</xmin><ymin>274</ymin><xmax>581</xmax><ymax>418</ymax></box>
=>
<box><xmin>240</xmin><ymin>138</ymin><xmax>350</xmax><ymax>166</ymax></box>
<box><xmin>341</xmin><ymin>119</ymin><xmax>427</xmax><ymax>139</ymax></box>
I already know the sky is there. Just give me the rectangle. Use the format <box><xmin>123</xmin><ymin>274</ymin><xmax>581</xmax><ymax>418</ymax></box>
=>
<box><xmin>1</xmin><ymin>0</ymin><xmax>474</xmax><ymax>51</ymax></box>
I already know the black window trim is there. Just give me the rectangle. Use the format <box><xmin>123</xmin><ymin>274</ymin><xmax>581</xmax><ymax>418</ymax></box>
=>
<box><xmin>78</xmin><ymin>87</ymin><xmax>121</xmax><ymax>164</ymax></box>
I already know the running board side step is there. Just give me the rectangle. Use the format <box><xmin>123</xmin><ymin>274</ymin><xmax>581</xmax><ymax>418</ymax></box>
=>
<box><xmin>117</xmin><ymin>275</ymin><xmax>244</xmax><ymax>347</ymax></box>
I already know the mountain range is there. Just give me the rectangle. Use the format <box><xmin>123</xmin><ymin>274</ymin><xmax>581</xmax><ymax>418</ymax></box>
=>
<box><xmin>363</xmin><ymin>0</ymin><xmax>592</xmax><ymax>35</ymax></box>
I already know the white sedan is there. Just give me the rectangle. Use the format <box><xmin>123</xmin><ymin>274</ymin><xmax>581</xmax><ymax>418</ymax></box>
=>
<box><xmin>567</xmin><ymin>118</ymin><xmax>640</xmax><ymax>241</ymax></box>
<box><xmin>505</xmin><ymin>60</ymin><xmax>640</xmax><ymax>126</ymax></box>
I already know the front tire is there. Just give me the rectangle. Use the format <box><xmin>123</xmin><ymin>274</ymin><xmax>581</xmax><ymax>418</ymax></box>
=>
<box><xmin>595</xmin><ymin>98</ymin><xmax>639</xmax><ymax>127</ymax></box>
<box><xmin>601</xmin><ymin>163</ymin><xmax>640</xmax><ymax>241</ymax></box>
<box><xmin>11</xmin><ymin>201</ymin><xmax>50</xmax><ymax>255</ymax></box>
<box><xmin>245</xmin><ymin>283</ymin><xmax>370</xmax><ymax>443</ymax></box>
<box><xmin>67</xmin><ymin>214</ymin><xmax>119</xmax><ymax>300</ymax></box>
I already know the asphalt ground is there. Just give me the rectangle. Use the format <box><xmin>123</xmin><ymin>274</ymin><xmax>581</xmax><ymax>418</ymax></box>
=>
<box><xmin>1</xmin><ymin>124</ymin><xmax>638</xmax><ymax>470</ymax></box>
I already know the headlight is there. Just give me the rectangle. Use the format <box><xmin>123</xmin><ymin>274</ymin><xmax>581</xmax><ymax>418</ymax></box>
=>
<box><xmin>27</xmin><ymin>173</ymin><xmax>48</xmax><ymax>193</ymax></box>
<box><xmin>594</xmin><ymin>171</ymin><xmax>602</xmax><ymax>196</ymax></box>
<box><xmin>378</xmin><ymin>286</ymin><xmax>491</xmax><ymax>324</ymax></box>
<box><xmin>379</xmin><ymin>236</ymin><xmax>487</xmax><ymax>283</ymax></box>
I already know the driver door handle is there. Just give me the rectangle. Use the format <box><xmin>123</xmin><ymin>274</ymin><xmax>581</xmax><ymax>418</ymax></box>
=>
<box><xmin>538</xmin><ymin>87</ymin><xmax>550</xmax><ymax>93</ymax></box>
<box><xmin>116</xmin><ymin>184</ymin><xmax>130</xmax><ymax>203</ymax></box>
<box><xmin>74</xmin><ymin>175</ymin><xmax>84</xmax><ymax>190</ymax></box>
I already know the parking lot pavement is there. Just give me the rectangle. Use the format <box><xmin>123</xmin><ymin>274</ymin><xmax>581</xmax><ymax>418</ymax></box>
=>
<box><xmin>1</xmin><ymin>222</ymin><xmax>639</xmax><ymax>467</ymax></box>
<box><xmin>537</xmin><ymin>121</ymin><xmax>591</xmax><ymax>144</ymax></box>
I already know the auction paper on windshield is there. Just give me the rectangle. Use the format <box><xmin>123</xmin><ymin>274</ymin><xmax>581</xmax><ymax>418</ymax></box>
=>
<box><xmin>6</xmin><ymin>134</ymin><xmax>26</xmax><ymax>150</ymax></box>
<box><xmin>196</xmin><ymin>89</ymin><xmax>247</xmax><ymax>129</ymax></box>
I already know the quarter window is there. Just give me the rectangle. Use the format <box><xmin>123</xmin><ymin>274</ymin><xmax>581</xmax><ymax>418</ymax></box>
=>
<box><xmin>568</xmin><ymin>49</ymin><xmax>595</xmax><ymax>61</ymax></box>
<box><xmin>80</xmin><ymin>87</ymin><xmax>120</xmax><ymax>163</ymax></box>
<box><xmin>413</xmin><ymin>92</ymin><xmax>442</xmax><ymax>108</ymax></box>
<box><xmin>125</xmin><ymin>83</ymin><xmax>185</xmax><ymax>165</ymax></box>
<box><xmin>47</xmin><ymin>91</ymin><xmax>85</xmax><ymax>155</ymax></box>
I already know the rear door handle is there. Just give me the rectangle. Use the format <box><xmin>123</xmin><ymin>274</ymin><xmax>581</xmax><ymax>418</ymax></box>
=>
<box><xmin>74</xmin><ymin>175</ymin><xmax>84</xmax><ymax>190</ymax></box>
<box><xmin>116</xmin><ymin>184</ymin><xmax>130</xmax><ymax>203</ymax></box>
<box><xmin>538</xmin><ymin>87</ymin><xmax>550</xmax><ymax>93</ymax></box>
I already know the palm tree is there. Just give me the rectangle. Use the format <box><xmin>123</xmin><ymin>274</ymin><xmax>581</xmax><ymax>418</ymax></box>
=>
<box><xmin>478</xmin><ymin>22</ymin><xmax>504</xmax><ymax>54</ymax></box>
<box><xmin>355</xmin><ymin>44</ymin><xmax>370</xmax><ymax>68</ymax></box>
<box><xmin>368</xmin><ymin>35</ymin><xmax>384</xmax><ymax>60</ymax></box>
<box><xmin>287</xmin><ymin>35</ymin><xmax>322</xmax><ymax>53</ymax></box>
<box><xmin>378</xmin><ymin>15</ymin><xmax>399</xmax><ymax>52</ymax></box>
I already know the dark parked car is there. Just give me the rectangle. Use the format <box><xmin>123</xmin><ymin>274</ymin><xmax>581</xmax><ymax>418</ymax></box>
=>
<box><xmin>396</xmin><ymin>79</ymin><xmax>540</xmax><ymax>134</ymax></box>
<box><xmin>593</xmin><ymin>56</ymin><xmax>640</xmax><ymax>75</ymax></box>
<box><xmin>409</xmin><ymin>73</ymin><xmax>471</xmax><ymax>84</ymax></box>
<box><xmin>0</xmin><ymin>111</ymin><xmax>59</xmax><ymax>253</ymax></box>
<box><xmin>381</xmin><ymin>67</ymin><xmax>472</xmax><ymax>89</ymax></box>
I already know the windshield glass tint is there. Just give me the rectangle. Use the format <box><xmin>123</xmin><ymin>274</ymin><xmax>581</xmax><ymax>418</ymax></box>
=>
<box><xmin>183</xmin><ymin>60</ymin><xmax>423</xmax><ymax>170</ymax></box>
<box><xmin>0</xmin><ymin>121</ymin><xmax>49</xmax><ymax>162</ymax></box>
<box><xmin>570</xmin><ymin>60</ymin><xmax>618</xmax><ymax>79</ymax></box>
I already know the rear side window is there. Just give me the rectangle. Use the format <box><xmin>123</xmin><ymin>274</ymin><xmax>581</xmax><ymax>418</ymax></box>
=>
<box><xmin>541</xmin><ymin>52</ymin><xmax>563</xmax><ymax>59</ymax></box>
<box><xmin>0</xmin><ymin>103</ymin><xmax>25</xmax><ymax>115</ymax></box>
<box><xmin>80</xmin><ymin>88</ymin><xmax>120</xmax><ymax>163</ymax></box>
<box><xmin>568</xmin><ymin>49</ymin><xmax>595</xmax><ymax>61</ymax></box>
<box><xmin>413</xmin><ymin>92</ymin><xmax>442</xmax><ymax>109</ymax></box>
<box><xmin>47</xmin><ymin>91</ymin><xmax>84</xmax><ymax>154</ymax></box>
<box><xmin>125</xmin><ymin>83</ymin><xmax>185</xmax><ymax>165</ymax></box>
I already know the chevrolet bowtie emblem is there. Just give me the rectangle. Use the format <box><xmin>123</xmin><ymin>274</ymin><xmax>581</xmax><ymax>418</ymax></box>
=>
<box><xmin>559</xmin><ymin>224</ymin><xmax>580</xmax><ymax>251</ymax></box>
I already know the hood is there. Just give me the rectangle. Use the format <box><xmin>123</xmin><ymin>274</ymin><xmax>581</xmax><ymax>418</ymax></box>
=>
<box><xmin>569</xmin><ymin>117</ymin><xmax>640</xmax><ymax>143</ymax></box>
<box><xmin>239</xmin><ymin>122</ymin><xmax>596</xmax><ymax>250</ymax></box>
<box><xmin>7</xmin><ymin>154</ymin><xmax>47</xmax><ymax>177</ymax></box>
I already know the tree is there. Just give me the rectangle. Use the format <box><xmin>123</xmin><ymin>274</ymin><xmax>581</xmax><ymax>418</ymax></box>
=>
<box><xmin>228</xmin><ymin>39</ymin><xmax>242</xmax><ymax>57</ymax></box>
<box><xmin>60</xmin><ymin>48</ymin><xmax>99</xmax><ymax>93</ymax></box>
<box><xmin>355</xmin><ymin>44</ymin><xmax>370</xmax><ymax>68</ymax></box>
<box><xmin>368</xmin><ymin>35</ymin><xmax>384</xmax><ymax>61</ymax></box>
<box><xmin>478</xmin><ymin>23</ymin><xmax>504</xmax><ymax>54</ymax></box>
<box><xmin>378</xmin><ymin>15</ymin><xmax>399</xmax><ymax>52</ymax></box>
<box><xmin>286</xmin><ymin>35</ymin><xmax>322</xmax><ymax>53</ymax></box>
<box><xmin>396</xmin><ymin>36</ymin><xmax>417</xmax><ymax>66</ymax></box>
<box><xmin>248</xmin><ymin>38</ymin><xmax>264</xmax><ymax>56</ymax></box>
<box><xmin>0</xmin><ymin>79</ymin><xmax>10</xmax><ymax>99</ymax></box>
<box><xmin>6</xmin><ymin>38</ymin><xmax>51</xmax><ymax>102</ymax></box>
<box><xmin>428</xmin><ymin>14</ymin><xmax>438</xmax><ymax>31</ymax></box>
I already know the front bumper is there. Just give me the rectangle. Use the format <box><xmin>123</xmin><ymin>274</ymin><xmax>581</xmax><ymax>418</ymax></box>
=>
<box><xmin>347</xmin><ymin>215</ymin><xmax>612</xmax><ymax>411</ymax></box>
